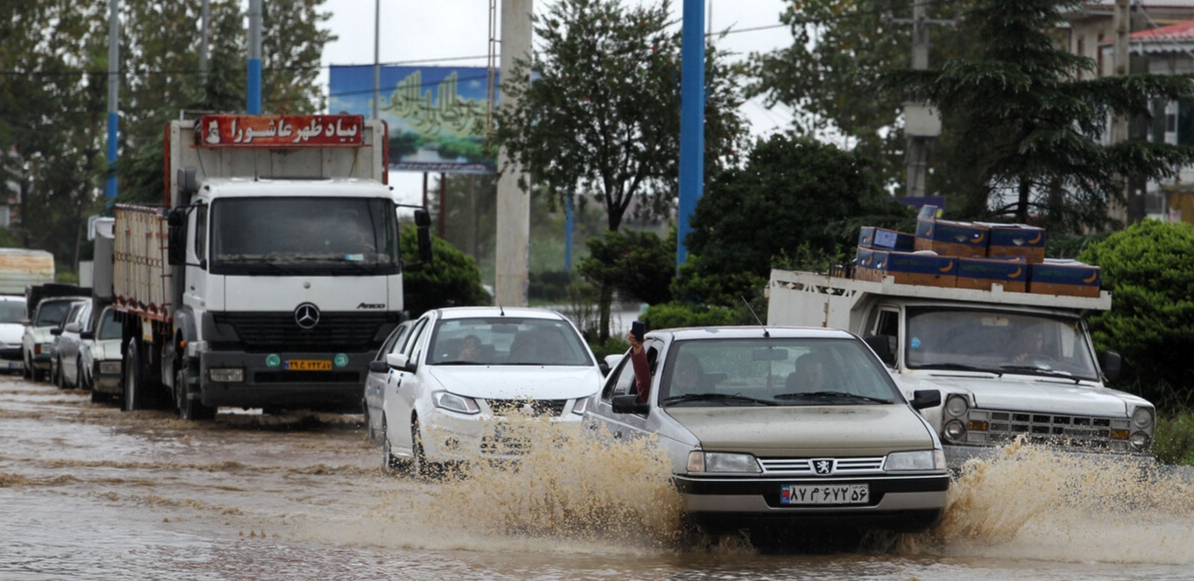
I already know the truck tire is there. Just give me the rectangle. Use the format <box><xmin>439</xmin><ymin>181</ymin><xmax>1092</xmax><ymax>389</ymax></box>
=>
<box><xmin>122</xmin><ymin>342</ymin><xmax>144</xmax><ymax>412</ymax></box>
<box><xmin>177</xmin><ymin>367</ymin><xmax>215</xmax><ymax>421</ymax></box>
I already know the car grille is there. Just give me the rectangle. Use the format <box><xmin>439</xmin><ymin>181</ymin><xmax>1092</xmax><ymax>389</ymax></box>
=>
<box><xmin>487</xmin><ymin>398</ymin><xmax>567</xmax><ymax>418</ymax></box>
<box><xmin>963</xmin><ymin>409</ymin><xmax>1132</xmax><ymax>452</ymax></box>
<box><xmin>480</xmin><ymin>435</ymin><xmax>531</xmax><ymax>455</ymax></box>
<box><xmin>758</xmin><ymin>456</ymin><xmax>885</xmax><ymax>475</ymax></box>
<box><xmin>212</xmin><ymin>312</ymin><xmax>394</xmax><ymax>352</ymax></box>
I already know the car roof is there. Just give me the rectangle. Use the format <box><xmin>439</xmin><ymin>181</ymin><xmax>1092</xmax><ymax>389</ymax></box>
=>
<box><xmin>648</xmin><ymin>326</ymin><xmax>857</xmax><ymax>341</ymax></box>
<box><xmin>432</xmin><ymin>306</ymin><xmax>567</xmax><ymax>321</ymax></box>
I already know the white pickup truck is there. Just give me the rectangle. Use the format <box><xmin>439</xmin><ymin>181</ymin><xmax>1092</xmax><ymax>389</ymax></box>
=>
<box><xmin>766</xmin><ymin>268</ymin><xmax>1156</xmax><ymax>467</ymax></box>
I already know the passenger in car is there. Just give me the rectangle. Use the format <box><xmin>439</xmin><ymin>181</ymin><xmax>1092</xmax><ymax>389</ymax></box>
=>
<box><xmin>458</xmin><ymin>335</ymin><xmax>484</xmax><ymax>362</ymax></box>
<box><xmin>786</xmin><ymin>352</ymin><xmax>831</xmax><ymax>393</ymax></box>
<box><xmin>508</xmin><ymin>332</ymin><xmax>540</xmax><ymax>363</ymax></box>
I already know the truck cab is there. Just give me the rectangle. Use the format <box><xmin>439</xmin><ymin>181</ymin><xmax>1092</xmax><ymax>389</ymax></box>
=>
<box><xmin>767</xmin><ymin>270</ymin><xmax>1156</xmax><ymax>468</ymax></box>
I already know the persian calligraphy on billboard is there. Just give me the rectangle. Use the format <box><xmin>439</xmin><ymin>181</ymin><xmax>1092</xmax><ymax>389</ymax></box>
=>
<box><xmin>329</xmin><ymin>65</ymin><xmax>497</xmax><ymax>174</ymax></box>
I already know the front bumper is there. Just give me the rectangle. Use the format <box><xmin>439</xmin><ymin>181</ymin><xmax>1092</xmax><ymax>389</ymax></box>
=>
<box><xmin>420</xmin><ymin>407</ymin><xmax>585</xmax><ymax>463</ymax></box>
<box><xmin>673</xmin><ymin>473</ymin><xmax>949</xmax><ymax>532</ymax></box>
<box><xmin>92</xmin><ymin>360</ymin><xmax>123</xmax><ymax>394</ymax></box>
<box><xmin>943</xmin><ymin>443</ymin><xmax>1155</xmax><ymax>471</ymax></box>
<box><xmin>199</xmin><ymin>350</ymin><xmax>372</xmax><ymax>411</ymax></box>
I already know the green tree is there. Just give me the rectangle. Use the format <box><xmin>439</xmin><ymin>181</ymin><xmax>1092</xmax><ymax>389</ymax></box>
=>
<box><xmin>877</xmin><ymin>0</ymin><xmax>1194</xmax><ymax>231</ymax></box>
<box><xmin>494</xmin><ymin>0</ymin><xmax>749</xmax><ymax>232</ymax></box>
<box><xmin>399</xmin><ymin>227</ymin><xmax>491</xmax><ymax>319</ymax></box>
<box><xmin>577</xmin><ymin>229</ymin><xmax>675</xmax><ymax>340</ymax></box>
<box><xmin>675</xmin><ymin>134</ymin><xmax>914</xmax><ymax>306</ymax></box>
<box><xmin>1078</xmin><ymin>221</ymin><xmax>1194</xmax><ymax>407</ymax></box>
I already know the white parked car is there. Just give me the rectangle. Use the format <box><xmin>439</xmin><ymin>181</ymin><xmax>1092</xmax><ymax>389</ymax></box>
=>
<box><xmin>363</xmin><ymin>319</ymin><xmax>416</xmax><ymax>442</ymax></box>
<box><xmin>378</xmin><ymin>307</ymin><xmax>604</xmax><ymax>477</ymax></box>
<box><xmin>24</xmin><ymin>296</ymin><xmax>89</xmax><ymax>382</ymax></box>
<box><xmin>584</xmin><ymin>326</ymin><xmax>949</xmax><ymax>534</ymax></box>
<box><xmin>49</xmin><ymin>300</ymin><xmax>92</xmax><ymax>389</ymax></box>
<box><xmin>82</xmin><ymin>306</ymin><xmax>123</xmax><ymax>403</ymax></box>
<box><xmin>0</xmin><ymin>296</ymin><xmax>27</xmax><ymax>374</ymax></box>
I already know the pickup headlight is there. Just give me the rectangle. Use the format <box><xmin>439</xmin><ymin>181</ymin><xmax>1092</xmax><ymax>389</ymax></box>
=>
<box><xmin>99</xmin><ymin>361</ymin><xmax>122</xmax><ymax>375</ymax></box>
<box><xmin>1132</xmin><ymin>407</ymin><xmax>1154</xmax><ymax>431</ymax></box>
<box><xmin>886</xmin><ymin>450</ymin><xmax>945</xmax><ymax>471</ymax></box>
<box><xmin>433</xmin><ymin>391</ymin><xmax>480</xmax><ymax>415</ymax></box>
<box><xmin>686</xmin><ymin>451</ymin><xmax>762</xmax><ymax>474</ymax></box>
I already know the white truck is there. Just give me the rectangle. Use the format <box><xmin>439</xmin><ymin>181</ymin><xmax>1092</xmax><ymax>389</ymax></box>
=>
<box><xmin>766</xmin><ymin>269</ymin><xmax>1156</xmax><ymax>467</ymax></box>
<box><xmin>112</xmin><ymin>113</ymin><xmax>431</xmax><ymax>419</ymax></box>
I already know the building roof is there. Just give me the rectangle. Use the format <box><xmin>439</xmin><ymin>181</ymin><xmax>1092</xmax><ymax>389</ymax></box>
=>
<box><xmin>1130</xmin><ymin>17</ymin><xmax>1194</xmax><ymax>39</ymax></box>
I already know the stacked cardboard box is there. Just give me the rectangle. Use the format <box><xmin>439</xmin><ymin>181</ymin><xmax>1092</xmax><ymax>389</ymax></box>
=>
<box><xmin>854</xmin><ymin>206</ymin><xmax>1100</xmax><ymax>297</ymax></box>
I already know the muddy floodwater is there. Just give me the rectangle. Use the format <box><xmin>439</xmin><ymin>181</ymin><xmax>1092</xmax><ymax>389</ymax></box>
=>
<box><xmin>2</xmin><ymin>375</ymin><xmax>1194</xmax><ymax>580</ymax></box>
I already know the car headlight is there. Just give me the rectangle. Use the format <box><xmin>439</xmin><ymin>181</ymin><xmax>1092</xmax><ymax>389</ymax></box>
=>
<box><xmin>1132</xmin><ymin>407</ymin><xmax>1154</xmax><ymax>431</ymax></box>
<box><xmin>886</xmin><ymin>450</ymin><xmax>944</xmax><ymax>471</ymax></box>
<box><xmin>686</xmin><ymin>451</ymin><xmax>762</xmax><ymax>474</ymax></box>
<box><xmin>433</xmin><ymin>391</ymin><xmax>480</xmax><ymax>415</ymax></box>
<box><xmin>571</xmin><ymin>396</ymin><xmax>588</xmax><ymax>415</ymax></box>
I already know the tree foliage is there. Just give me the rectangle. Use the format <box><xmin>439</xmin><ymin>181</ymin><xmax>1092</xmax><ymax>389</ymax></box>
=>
<box><xmin>1079</xmin><ymin>221</ymin><xmax>1194</xmax><ymax>406</ymax></box>
<box><xmin>675</xmin><ymin>134</ymin><xmax>914</xmax><ymax>306</ymax></box>
<box><xmin>399</xmin><ymin>227</ymin><xmax>491</xmax><ymax>319</ymax></box>
<box><xmin>876</xmin><ymin>0</ymin><xmax>1194</xmax><ymax>231</ymax></box>
<box><xmin>577</xmin><ymin>228</ymin><xmax>675</xmax><ymax>340</ymax></box>
<box><xmin>494</xmin><ymin>0</ymin><xmax>749</xmax><ymax>232</ymax></box>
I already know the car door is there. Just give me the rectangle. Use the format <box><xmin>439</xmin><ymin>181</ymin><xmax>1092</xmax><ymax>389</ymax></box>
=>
<box><xmin>62</xmin><ymin>303</ymin><xmax>91</xmax><ymax>383</ymax></box>
<box><xmin>387</xmin><ymin>315</ymin><xmax>431</xmax><ymax>454</ymax></box>
<box><xmin>586</xmin><ymin>339</ymin><xmax>661</xmax><ymax>443</ymax></box>
<box><xmin>365</xmin><ymin>321</ymin><xmax>413</xmax><ymax>433</ymax></box>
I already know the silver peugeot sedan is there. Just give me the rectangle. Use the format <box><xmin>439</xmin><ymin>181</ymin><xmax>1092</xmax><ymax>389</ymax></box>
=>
<box><xmin>584</xmin><ymin>326</ymin><xmax>949</xmax><ymax>534</ymax></box>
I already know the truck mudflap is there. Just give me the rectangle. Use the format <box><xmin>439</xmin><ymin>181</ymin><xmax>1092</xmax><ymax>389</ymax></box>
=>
<box><xmin>198</xmin><ymin>350</ymin><xmax>373</xmax><ymax>411</ymax></box>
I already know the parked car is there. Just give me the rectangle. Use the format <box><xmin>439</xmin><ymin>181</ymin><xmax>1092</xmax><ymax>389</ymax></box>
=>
<box><xmin>378</xmin><ymin>307</ymin><xmax>604</xmax><ymax>477</ymax></box>
<box><xmin>48</xmin><ymin>300</ymin><xmax>91</xmax><ymax>389</ymax></box>
<box><xmin>81</xmin><ymin>306</ymin><xmax>123</xmax><ymax>403</ymax></box>
<box><xmin>23</xmin><ymin>296</ymin><xmax>89</xmax><ymax>382</ymax></box>
<box><xmin>0</xmin><ymin>295</ymin><xmax>27</xmax><ymax>374</ymax></box>
<box><xmin>583</xmin><ymin>326</ymin><xmax>949</xmax><ymax>535</ymax></box>
<box><xmin>363</xmin><ymin>319</ymin><xmax>416</xmax><ymax>442</ymax></box>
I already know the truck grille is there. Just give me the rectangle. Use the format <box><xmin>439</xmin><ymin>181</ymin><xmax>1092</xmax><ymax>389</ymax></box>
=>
<box><xmin>759</xmin><ymin>456</ymin><xmax>885</xmax><ymax>475</ymax></box>
<box><xmin>487</xmin><ymin>399</ymin><xmax>567</xmax><ymax>417</ymax></box>
<box><xmin>963</xmin><ymin>409</ymin><xmax>1133</xmax><ymax>452</ymax></box>
<box><xmin>213</xmin><ymin>312</ymin><xmax>394</xmax><ymax>352</ymax></box>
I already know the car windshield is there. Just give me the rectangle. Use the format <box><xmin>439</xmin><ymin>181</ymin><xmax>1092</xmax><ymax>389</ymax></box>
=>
<box><xmin>904</xmin><ymin>307</ymin><xmax>1100</xmax><ymax>381</ymax></box>
<box><xmin>96</xmin><ymin>309</ymin><xmax>121</xmax><ymax>341</ymax></box>
<box><xmin>427</xmin><ymin>316</ymin><xmax>594</xmax><ymax>366</ymax></box>
<box><xmin>34</xmin><ymin>300</ymin><xmax>74</xmax><ymax>327</ymax></box>
<box><xmin>658</xmin><ymin>337</ymin><xmax>900</xmax><ymax>407</ymax></box>
<box><xmin>0</xmin><ymin>301</ymin><xmax>25</xmax><ymax>323</ymax></box>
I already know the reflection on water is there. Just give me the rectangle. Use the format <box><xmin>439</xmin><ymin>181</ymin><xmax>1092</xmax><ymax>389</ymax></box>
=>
<box><xmin>2</xmin><ymin>377</ymin><xmax>1194</xmax><ymax>580</ymax></box>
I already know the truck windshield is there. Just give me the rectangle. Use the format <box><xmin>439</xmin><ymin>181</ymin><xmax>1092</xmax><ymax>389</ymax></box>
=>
<box><xmin>904</xmin><ymin>308</ymin><xmax>1100</xmax><ymax>381</ymax></box>
<box><xmin>209</xmin><ymin>197</ymin><xmax>400</xmax><ymax>276</ymax></box>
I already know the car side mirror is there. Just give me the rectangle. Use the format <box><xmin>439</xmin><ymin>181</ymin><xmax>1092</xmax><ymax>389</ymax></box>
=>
<box><xmin>21</xmin><ymin>319</ymin><xmax>30</xmax><ymax>326</ymax></box>
<box><xmin>611</xmin><ymin>394</ymin><xmax>650</xmax><ymax>415</ymax></box>
<box><xmin>598</xmin><ymin>361</ymin><xmax>610</xmax><ymax>376</ymax></box>
<box><xmin>910</xmin><ymin>389</ymin><xmax>941</xmax><ymax>411</ymax></box>
<box><xmin>80</xmin><ymin>331</ymin><xmax>95</xmax><ymax>340</ymax></box>
<box><xmin>50</xmin><ymin>328</ymin><xmax>62</xmax><ymax>336</ymax></box>
<box><xmin>1100</xmin><ymin>351</ymin><xmax>1122</xmax><ymax>382</ymax></box>
<box><xmin>368</xmin><ymin>360</ymin><xmax>390</xmax><ymax>373</ymax></box>
<box><xmin>64</xmin><ymin>322</ymin><xmax>81</xmax><ymax>334</ymax></box>
<box><xmin>385</xmin><ymin>352</ymin><xmax>411</xmax><ymax>371</ymax></box>
<box><xmin>864</xmin><ymin>334</ymin><xmax>896</xmax><ymax>366</ymax></box>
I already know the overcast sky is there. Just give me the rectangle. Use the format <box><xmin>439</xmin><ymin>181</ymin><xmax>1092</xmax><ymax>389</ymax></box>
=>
<box><xmin>317</xmin><ymin>0</ymin><xmax>798</xmax><ymax>200</ymax></box>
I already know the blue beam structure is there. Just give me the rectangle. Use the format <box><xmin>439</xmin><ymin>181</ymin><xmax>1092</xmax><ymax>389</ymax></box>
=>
<box><xmin>247</xmin><ymin>0</ymin><xmax>262</xmax><ymax>114</ymax></box>
<box><xmin>677</xmin><ymin>0</ymin><xmax>704</xmax><ymax>270</ymax></box>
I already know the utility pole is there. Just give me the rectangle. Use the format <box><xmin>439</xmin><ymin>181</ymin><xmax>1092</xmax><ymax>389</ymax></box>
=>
<box><xmin>106</xmin><ymin>0</ymin><xmax>119</xmax><ymax>200</ymax></box>
<box><xmin>200</xmin><ymin>0</ymin><xmax>209</xmax><ymax>88</ymax></box>
<box><xmin>495</xmin><ymin>0</ymin><xmax>532</xmax><ymax>307</ymax></box>
<box><xmin>676</xmin><ymin>0</ymin><xmax>705</xmax><ymax>269</ymax></box>
<box><xmin>890</xmin><ymin>2</ymin><xmax>950</xmax><ymax>199</ymax></box>
<box><xmin>372</xmin><ymin>0</ymin><xmax>380</xmax><ymax>120</ymax></box>
<box><xmin>247</xmin><ymin>0</ymin><xmax>262</xmax><ymax>114</ymax></box>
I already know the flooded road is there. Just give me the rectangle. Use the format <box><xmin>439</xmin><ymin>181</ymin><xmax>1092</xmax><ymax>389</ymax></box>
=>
<box><xmin>3</xmin><ymin>374</ymin><xmax>1194</xmax><ymax>580</ymax></box>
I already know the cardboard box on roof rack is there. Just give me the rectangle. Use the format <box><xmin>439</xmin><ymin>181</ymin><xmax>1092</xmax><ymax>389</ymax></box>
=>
<box><xmin>915</xmin><ymin>217</ymin><xmax>989</xmax><ymax>258</ymax></box>
<box><xmin>1029</xmin><ymin>260</ymin><xmax>1101</xmax><ymax>298</ymax></box>
<box><xmin>858</xmin><ymin>226</ymin><xmax>915</xmax><ymax>252</ymax></box>
<box><xmin>862</xmin><ymin>249</ymin><xmax>957</xmax><ymax>288</ymax></box>
<box><xmin>956</xmin><ymin>257</ymin><xmax>1027</xmax><ymax>292</ymax></box>
<box><xmin>983</xmin><ymin>223</ymin><xmax>1046</xmax><ymax>263</ymax></box>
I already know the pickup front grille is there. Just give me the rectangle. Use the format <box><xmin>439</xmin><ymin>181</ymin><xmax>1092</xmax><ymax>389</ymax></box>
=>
<box><xmin>212</xmin><ymin>312</ymin><xmax>394</xmax><ymax>352</ymax></box>
<box><xmin>962</xmin><ymin>409</ymin><xmax>1133</xmax><ymax>452</ymax></box>
<box><xmin>759</xmin><ymin>456</ymin><xmax>885</xmax><ymax>475</ymax></box>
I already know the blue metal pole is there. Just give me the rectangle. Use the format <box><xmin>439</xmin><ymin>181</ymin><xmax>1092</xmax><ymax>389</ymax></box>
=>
<box><xmin>565</xmin><ymin>193</ymin><xmax>574</xmax><ymax>271</ymax></box>
<box><xmin>247</xmin><ymin>0</ymin><xmax>262</xmax><ymax>114</ymax></box>
<box><xmin>677</xmin><ymin>0</ymin><xmax>704</xmax><ymax>270</ymax></box>
<box><xmin>106</xmin><ymin>0</ymin><xmax>119</xmax><ymax>199</ymax></box>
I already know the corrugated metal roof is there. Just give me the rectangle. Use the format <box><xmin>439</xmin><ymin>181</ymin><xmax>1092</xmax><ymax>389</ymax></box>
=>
<box><xmin>1083</xmin><ymin>0</ymin><xmax>1194</xmax><ymax>7</ymax></box>
<box><xmin>1131</xmin><ymin>17</ymin><xmax>1194</xmax><ymax>39</ymax></box>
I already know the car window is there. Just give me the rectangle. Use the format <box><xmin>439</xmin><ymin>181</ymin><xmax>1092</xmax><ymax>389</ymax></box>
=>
<box><xmin>374</xmin><ymin>323</ymin><xmax>412</xmax><ymax>362</ymax></box>
<box><xmin>0</xmin><ymin>300</ymin><xmax>25</xmax><ymax>323</ymax></box>
<box><xmin>96</xmin><ymin>309</ymin><xmax>121</xmax><ymax>341</ymax></box>
<box><xmin>403</xmin><ymin>318</ymin><xmax>430</xmax><ymax>366</ymax></box>
<box><xmin>35</xmin><ymin>301</ymin><xmax>74</xmax><ymax>327</ymax></box>
<box><xmin>659</xmin><ymin>337</ymin><xmax>902</xmax><ymax>407</ymax></box>
<box><xmin>427</xmin><ymin>316</ymin><xmax>594</xmax><ymax>366</ymax></box>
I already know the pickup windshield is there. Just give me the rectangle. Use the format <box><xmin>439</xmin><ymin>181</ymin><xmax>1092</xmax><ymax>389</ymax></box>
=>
<box><xmin>658</xmin><ymin>338</ymin><xmax>901</xmax><ymax>407</ymax></box>
<box><xmin>209</xmin><ymin>197</ymin><xmax>400</xmax><ymax>276</ymax></box>
<box><xmin>904</xmin><ymin>307</ymin><xmax>1100</xmax><ymax>381</ymax></box>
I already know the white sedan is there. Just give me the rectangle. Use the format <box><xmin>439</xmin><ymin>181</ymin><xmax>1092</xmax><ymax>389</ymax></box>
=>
<box><xmin>378</xmin><ymin>307</ymin><xmax>603</xmax><ymax>478</ymax></box>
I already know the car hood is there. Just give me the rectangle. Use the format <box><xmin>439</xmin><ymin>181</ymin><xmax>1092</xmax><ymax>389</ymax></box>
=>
<box><xmin>897</xmin><ymin>373</ymin><xmax>1149</xmax><ymax>416</ymax></box>
<box><xmin>427</xmin><ymin>365</ymin><xmax>601</xmax><ymax>400</ymax></box>
<box><xmin>664</xmin><ymin>405</ymin><xmax>935</xmax><ymax>457</ymax></box>
<box><xmin>89</xmin><ymin>339</ymin><xmax>122</xmax><ymax>361</ymax></box>
<box><xmin>0</xmin><ymin>323</ymin><xmax>23</xmax><ymax>344</ymax></box>
<box><xmin>27</xmin><ymin>326</ymin><xmax>52</xmax><ymax>343</ymax></box>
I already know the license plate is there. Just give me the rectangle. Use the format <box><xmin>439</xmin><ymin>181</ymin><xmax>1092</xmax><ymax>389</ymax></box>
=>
<box><xmin>780</xmin><ymin>484</ymin><xmax>869</xmax><ymax>505</ymax></box>
<box><xmin>286</xmin><ymin>359</ymin><xmax>332</xmax><ymax>371</ymax></box>
<box><xmin>5</xmin><ymin>361</ymin><xmax>22</xmax><ymax>370</ymax></box>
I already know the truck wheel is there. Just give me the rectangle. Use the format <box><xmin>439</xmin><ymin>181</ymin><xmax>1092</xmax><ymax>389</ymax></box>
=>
<box><xmin>122</xmin><ymin>342</ymin><xmax>143</xmax><ymax>412</ymax></box>
<box><xmin>177</xmin><ymin>367</ymin><xmax>215</xmax><ymax>421</ymax></box>
<box><xmin>77</xmin><ymin>356</ymin><xmax>89</xmax><ymax>391</ymax></box>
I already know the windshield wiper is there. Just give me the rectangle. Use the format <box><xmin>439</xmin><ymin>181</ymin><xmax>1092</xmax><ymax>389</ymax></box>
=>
<box><xmin>660</xmin><ymin>392</ymin><xmax>776</xmax><ymax>406</ymax></box>
<box><xmin>916</xmin><ymin>363</ymin><xmax>1003</xmax><ymax>375</ymax></box>
<box><xmin>435</xmin><ymin>360</ymin><xmax>487</xmax><ymax>365</ymax></box>
<box><xmin>999</xmin><ymin>365</ymin><xmax>1080</xmax><ymax>380</ymax></box>
<box><xmin>773</xmin><ymin>391</ymin><xmax>893</xmax><ymax>404</ymax></box>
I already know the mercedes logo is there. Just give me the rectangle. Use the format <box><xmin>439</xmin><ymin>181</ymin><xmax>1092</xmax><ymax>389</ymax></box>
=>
<box><xmin>812</xmin><ymin>458</ymin><xmax>834</xmax><ymax>475</ymax></box>
<box><xmin>294</xmin><ymin>303</ymin><xmax>320</xmax><ymax>329</ymax></box>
